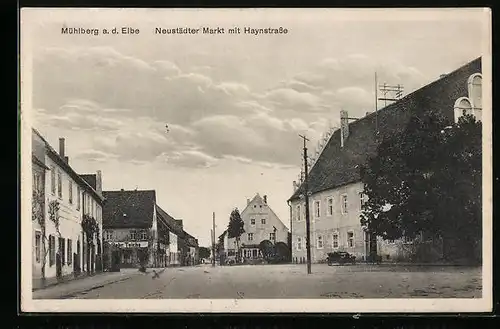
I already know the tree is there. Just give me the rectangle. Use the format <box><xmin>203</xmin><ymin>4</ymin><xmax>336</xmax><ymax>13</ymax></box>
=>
<box><xmin>81</xmin><ymin>214</ymin><xmax>99</xmax><ymax>274</ymax></box>
<box><xmin>227</xmin><ymin>208</ymin><xmax>245</xmax><ymax>263</ymax></box>
<box><xmin>360</xmin><ymin>111</ymin><xmax>482</xmax><ymax>263</ymax></box>
<box><xmin>199</xmin><ymin>246</ymin><xmax>211</xmax><ymax>259</ymax></box>
<box><xmin>259</xmin><ymin>240</ymin><xmax>275</xmax><ymax>261</ymax></box>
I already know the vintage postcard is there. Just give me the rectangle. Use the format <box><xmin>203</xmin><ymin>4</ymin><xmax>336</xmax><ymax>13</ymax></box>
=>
<box><xmin>20</xmin><ymin>8</ymin><xmax>492</xmax><ymax>313</ymax></box>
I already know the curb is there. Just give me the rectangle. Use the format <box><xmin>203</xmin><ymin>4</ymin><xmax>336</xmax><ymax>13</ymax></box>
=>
<box><xmin>34</xmin><ymin>271</ymin><xmax>145</xmax><ymax>299</ymax></box>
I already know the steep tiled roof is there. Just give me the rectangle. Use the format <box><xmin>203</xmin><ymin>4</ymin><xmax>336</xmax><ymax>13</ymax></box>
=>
<box><xmin>289</xmin><ymin>57</ymin><xmax>481</xmax><ymax>201</ymax></box>
<box><xmin>156</xmin><ymin>204</ymin><xmax>183</xmax><ymax>236</ymax></box>
<box><xmin>102</xmin><ymin>190</ymin><xmax>156</xmax><ymax>229</ymax></box>
<box><xmin>80</xmin><ymin>174</ymin><xmax>97</xmax><ymax>190</ymax></box>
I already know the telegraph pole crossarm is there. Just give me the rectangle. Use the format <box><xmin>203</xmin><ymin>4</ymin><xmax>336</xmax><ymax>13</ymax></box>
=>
<box><xmin>299</xmin><ymin>134</ymin><xmax>312</xmax><ymax>275</ymax></box>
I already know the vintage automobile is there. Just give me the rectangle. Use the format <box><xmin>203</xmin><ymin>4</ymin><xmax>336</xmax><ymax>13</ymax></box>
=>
<box><xmin>327</xmin><ymin>251</ymin><xmax>356</xmax><ymax>265</ymax></box>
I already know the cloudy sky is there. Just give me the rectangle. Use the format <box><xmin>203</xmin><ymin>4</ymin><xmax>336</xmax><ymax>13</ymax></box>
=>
<box><xmin>23</xmin><ymin>8</ymin><xmax>486</xmax><ymax>246</ymax></box>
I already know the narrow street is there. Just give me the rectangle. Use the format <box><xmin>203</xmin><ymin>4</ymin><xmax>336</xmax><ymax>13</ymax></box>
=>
<box><xmin>38</xmin><ymin>264</ymin><xmax>482</xmax><ymax>299</ymax></box>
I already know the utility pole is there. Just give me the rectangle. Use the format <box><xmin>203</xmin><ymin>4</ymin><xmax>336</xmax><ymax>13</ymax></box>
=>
<box><xmin>212</xmin><ymin>212</ymin><xmax>216</xmax><ymax>267</ymax></box>
<box><xmin>299</xmin><ymin>134</ymin><xmax>312</xmax><ymax>274</ymax></box>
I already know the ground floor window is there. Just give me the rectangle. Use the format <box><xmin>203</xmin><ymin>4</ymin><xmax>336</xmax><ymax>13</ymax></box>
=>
<box><xmin>35</xmin><ymin>231</ymin><xmax>41</xmax><ymax>263</ymax></box>
<box><xmin>67</xmin><ymin>239</ymin><xmax>73</xmax><ymax>265</ymax></box>
<box><xmin>59</xmin><ymin>237</ymin><xmax>66</xmax><ymax>265</ymax></box>
<box><xmin>317</xmin><ymin>235</ymin><xmax>324</xmax><ymax>249</ymax></box>
<box><xmin>252</xmin><ymin>249</ymin><xmax>258</xmax><ymax>257</ymax></box>
<box><xmin>49</xmin><ymin>235</ymin><xmax>55</xmax><ymax>266</ymax></box>
<box><xmin>332</xmin><ymin>233</ymin><xmax>339</xmax><ymax>248</ymax></box>
<box><xmin>347</xmin><ymin>232</ymin><xmax>354</xmax><ymax>248</ymax></box>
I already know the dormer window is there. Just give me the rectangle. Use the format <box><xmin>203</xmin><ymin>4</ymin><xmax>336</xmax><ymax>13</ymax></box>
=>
<box><xmin>454</xmin><ymin>73</ymin><xmax>482</xmax><ymax>123</ymax></box>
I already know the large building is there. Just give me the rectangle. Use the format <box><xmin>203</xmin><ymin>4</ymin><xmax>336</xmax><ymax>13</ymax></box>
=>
<box><xmin>32</xmin><ymin>129</ymin><xmax>104</xmax><ymax>287</ymax></box>
<box><xmin>220</xmin><ymin>193</ymin><xmax>289</xmax><ymax>262</ymax></box>
<box><xmin>288</xmin><ymin>57</ymin><xmax>482</xmax><ymax>263</ymax></box>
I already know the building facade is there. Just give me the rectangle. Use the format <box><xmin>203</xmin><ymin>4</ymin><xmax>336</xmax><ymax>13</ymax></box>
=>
<box><xmin>222</xmin><ymin>194</ymin><xmax>289</xmax><ymax>262</ymax></box>
<box><xmin>32</xmin><ymin>130</ymin><xmax>104</xmax><ymax>287</ymax></box>
<box><xmin>103</xmin><ymin>190</ymin><xmax>161</xmax><ymax>268</ymax></box>
<box><xmin>102</xmin><ymin>190</ymin><xmax>199</xmax><ymax>268</ymax></box>
<box><xmin>289</xmin><ymin>57</ymin><xmax>482</xmax><ymax>263</ymax></box>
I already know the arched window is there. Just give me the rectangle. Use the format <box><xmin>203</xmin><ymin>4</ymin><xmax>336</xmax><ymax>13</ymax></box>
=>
<box><xmin>454</xmin><ymin>97</ymin><xmax>472</xmax><ymax>123</ymax></box>
<box><xmin>467</xmin><ymin>73</ymin><xmax>482</xmax><ymax>110</ymax></box>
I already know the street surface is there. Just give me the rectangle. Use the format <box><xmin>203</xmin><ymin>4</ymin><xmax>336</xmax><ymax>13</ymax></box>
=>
<box><xmin>44</xmin><ymin>263</ymin><xmax>481</xmax><ymax>299</ymax></box>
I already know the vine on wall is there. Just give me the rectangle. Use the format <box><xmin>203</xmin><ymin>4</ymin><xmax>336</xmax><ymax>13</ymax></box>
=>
<box><xmin>48</xmin><ymin>199</ymin><xmax>61</xmax><ymax>237</ymax></box>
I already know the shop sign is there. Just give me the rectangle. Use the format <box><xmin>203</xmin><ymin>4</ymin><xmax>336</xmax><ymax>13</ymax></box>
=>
<box><xmin>111</xmin><ymin>241</ymin><xmax>148</xmax><ymax>248</ymax></box>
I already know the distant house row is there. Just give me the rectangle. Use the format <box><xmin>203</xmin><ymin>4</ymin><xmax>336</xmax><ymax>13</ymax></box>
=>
<box><xmin>31</xmin><ymin>129</ymin><xmax>199</xmax><ymax>287</ymax></box>
<box><xmin>288</xmin><ymin>57</ymin><xmax>482</xmax><ymax>264</ymax></box>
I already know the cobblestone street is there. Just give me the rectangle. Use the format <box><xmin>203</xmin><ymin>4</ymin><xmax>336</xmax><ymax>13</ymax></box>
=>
<box><xmin>36</xmin><ymin>264</ymin><xmax>482</xmax><ymax>299</ymax></box>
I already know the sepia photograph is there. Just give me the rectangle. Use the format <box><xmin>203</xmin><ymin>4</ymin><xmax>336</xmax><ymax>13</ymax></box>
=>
<box><xmin>20</xmin><ymin>8</ymin><xmax>492</xmax><ymax>313</ymax></box>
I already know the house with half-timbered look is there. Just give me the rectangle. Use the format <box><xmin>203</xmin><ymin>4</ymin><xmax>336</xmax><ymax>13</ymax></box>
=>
<box><xmin>288</xmin><ymin>57</ymin><xmax>482</xmax><ymax>264</ymax></box>
<box><xmin>32</xmin><ymin>129</ymin><xmax>104</xmax><ymax>288</ymax></box>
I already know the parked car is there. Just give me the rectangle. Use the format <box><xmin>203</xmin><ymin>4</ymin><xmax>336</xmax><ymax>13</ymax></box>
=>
<box><xmin>327</xmin><ymin>251</ymin><xmax>356</xmax><ymax>265</ymax></box>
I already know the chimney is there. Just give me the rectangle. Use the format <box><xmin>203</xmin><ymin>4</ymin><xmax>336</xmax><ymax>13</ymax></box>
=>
<box><xmin>263</xmin><ymin>195</ymin><xmax>267</xmax><ymax>204</ymax></box>
<box><xmin>247</xmin><ymin>198</ymin><xmax>250</xmax><ymax>205</ymax></box>
<box><xmin>64</xmin><ymin>156</ymin><xmax>69</xmax><ymax>164</ymax></box>
<box><xmin>59</xmin><ymin>138</ymin><xmax>65</xmax><ymax>158</ymax></box>
<box><xmin>293</xmin><ymin>181</ymin><xmax>298</xmax><ymax>192</ymax></box>
<box><xmin>96</xmin><ymin>170</ymin><xmax>102</xmax><ymax>195</ymax></box>
<box><xmin>120</xmin><ymin>188</ymin><xmax>124</xmax><ymax>192</ymax></box>
<box><xmin>366</xmin><ymin>112</ymin><xmax>373</xmax><ymax>116</ymax></box>
<box><xmin>340</xmin><ymin>110</ymin><xmax>350</xmax><ymax>148</ymax></box>
<box><xmin>440</xmin><ymin>74</ymin><xmax>448</xmax><ymax>79</ymax></box>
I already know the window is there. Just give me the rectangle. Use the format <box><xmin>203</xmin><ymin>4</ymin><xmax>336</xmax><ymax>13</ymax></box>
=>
<box><xmin>35</xmin><ymin>231</ymin><xmax>41</xmax><ymax>263</ymax></box>
<box><xmin>261</xmin><ymin>218</ymin><xmax>266</xmax><ymax>225</ymax></box>
<box><xmin>314</xmin><ymin>200</ymin><xmax>321</xmax><ymax>218</ymax></box>
<box><xmin>69</xmin><ymin>180</ymin><xmax>73</xmax><ymax>204</ymax></box>
<box><xmin>317</xmin><ymin>235</ymin><xmax>324</xmax><ymax>249</ymax></box>
<box><xmin>105</xmin><ymin>231</ymin><xmax>113</xmax><ymax>240</ymax></box>
<box><xmin>332</xmin><ymin>233</ymin><xmax>339</xmax><ymax>248</ymax></box>
<box><xmin>248</xmin><ymin>233</ymin><xmax>254</xmax><ymax>241</ymax></box>
<box><xmin>67</xmin><ymin>239</ymin><xmax>72</xmax><ymax>265</ymax></box>
<box><xmin>297</xmin><ymin>237</ymin><xmax>302</xmax><ymax>250</ymax></box>
<box><xmin>327</xmin><ymin>197</ymin><xmax>333</xmax><ymax>216</ymax></box>
<box><xmin>269</xmin><ymin>232</ymin><xmax>276</xmax><ymax>241</ymax></box>
<box><xmin>51</xmin><ymin>166</ymin><xmax>56</xmax><ymax>194</ymax></box>
<box><xmin>468</xmin><ymin>73</ymin><xmax>482</xmax><ymax>110</ymax></box>
<box><xmin>59</xmin><ymin>237</ymin><xmax>66</xmax><ymax>265</ymax></box>
<box><xmin>57</xmin><ymin>171</ymin><xmax>62</xmax><ymax>198</ymax></box>
<box><xmin>387</xmin><ymin>239</ymin><xmax>395</xmax><ymax>244</ymax></box>
<box><xmin>341</xmin><ymin>194</ymin><xmax>348</xmax><ymax>214</ymax></box>
<box><xmin>33</xmin><ymin>172</ymin><xmax>42</xmax><ymax>193</ymax></box>
<box><xmin>403</xmin><ymin>236</ymin><xmax>412</xmax><ymax>244</ymax></box>
<box><xmin>130</xmin><ymin>231</ymin><xmax>137</xmax><ymax>240</ymax></box>
<box><xmin>250</xmin><ymin>218</ymin><xmax>255</xmax><ymax>225</ymax></box>
<box><xmin>359</xmin><ymin>192</ymin><xmax>365</xmax><ymax>210</ymax></box>
<box><xmin>454</xmin><ymin>97</ymin><xmax>473</xmax><ymax>122</ymax></box>
<box><xmin>141</xmin><ymin>231</ymin><xmax>148</xmax><ymax>240</ymax></box>
<box><xmin>77</xmin><ymin>187</ymin><xmax>81</xmax><ymax>210</ymax></box>
<box><xmin>296</xmin><ymin>205</ymin><xmax>301</xmax><ymax>221</ymax></box>
<box><xmin>347</xmin><ymin>232</ymin><xmax>354</xmax><ymax>248</ymax></box>
<box><xmin>252</xmin><ymin>249</ymin><xmax>258</xmax><ymax>257</ymax></box>
<box><xmin>49</xmin><ymin>235</ymin><xmax>55</xmax><ymax>266</ymax></box>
